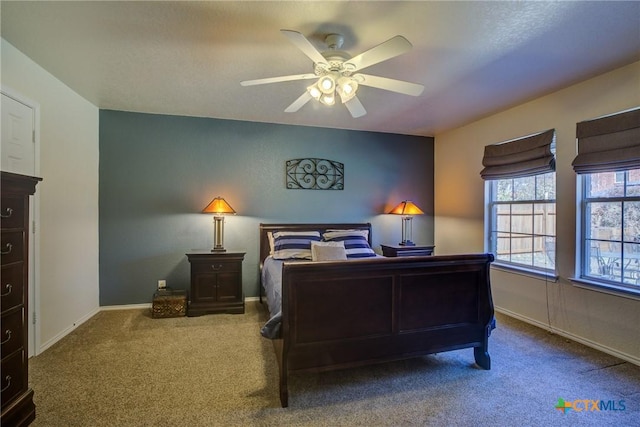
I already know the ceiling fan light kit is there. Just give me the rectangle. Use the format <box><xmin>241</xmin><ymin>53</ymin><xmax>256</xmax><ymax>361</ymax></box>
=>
<box><xmin>240</xmin><ymin>29</ymin><xmax>425</xmax><ymax>118</ymax></box>
<box><xmin>321</xmin><ymin>93</ymin><xmax>335</xmax><ymax>106</ymax></box>
<box><xmin>318</xmin><ymin>75</ymin><xmax>336</xmax><ymax>93</ymax></box>
<box><xmin>336</xmin><ymin>76</ymin><xmax>358</xmax><ymax>102</ymax></box>
<box><xmin>307</xmin><ymin>84</ymin><xmax>322</xmax><ymax>100</ymax></box>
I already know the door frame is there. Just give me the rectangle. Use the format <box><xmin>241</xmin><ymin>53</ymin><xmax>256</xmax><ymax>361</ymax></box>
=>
<box><xmin>1</xmin><ymin>86</ymin><xmax>41</xmax><ymax>357</ymax></box>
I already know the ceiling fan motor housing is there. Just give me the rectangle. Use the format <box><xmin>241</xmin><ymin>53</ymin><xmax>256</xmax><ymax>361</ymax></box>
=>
<box><xmin>314</xmin><ymin>54</ymin><xmax>354</xmax><ymax>76</ymax></box>
<box><xmin>313</xmin><ymin>33</ymin><xmax>355</xmax><ymax>76</ymax></box>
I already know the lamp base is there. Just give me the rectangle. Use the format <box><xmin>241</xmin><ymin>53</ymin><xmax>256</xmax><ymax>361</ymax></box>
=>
<box><xmin>399</xmin><ymin>241</ymin><xmax>416</xmax><ymax>246</ymax></box>
<box><xmin>212</xmin><ymin>216</ymin><xmax>226</xmax><ymax>253</ymax></box>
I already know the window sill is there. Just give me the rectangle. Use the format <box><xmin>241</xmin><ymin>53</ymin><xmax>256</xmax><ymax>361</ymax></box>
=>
<box><xmin>491</xmin><ymin>263</ymin><xmax>558</xmax><ymax>282</ymax></box>
<box><xmin>570</xmin><ymin>277</ymin><xmax>640</xmax><ymax>301</ymax></box>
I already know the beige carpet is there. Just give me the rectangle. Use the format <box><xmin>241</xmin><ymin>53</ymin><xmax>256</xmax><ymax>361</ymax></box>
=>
<box><xmin>29</xmin><ymin>301</ymin><xmax>640</xmax><ymax>426</ymax></box>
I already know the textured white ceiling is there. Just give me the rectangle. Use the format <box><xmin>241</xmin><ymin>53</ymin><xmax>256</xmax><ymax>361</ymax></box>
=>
<box><xmin>2</xmin><ymin>1</ymin><xmax>639</xmax><ymax>136</ymax></box>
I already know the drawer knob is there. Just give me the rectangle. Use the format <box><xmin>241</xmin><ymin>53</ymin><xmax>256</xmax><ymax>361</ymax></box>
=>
<box><xmin>0</xmin><ymin>243</ymin><xmax>12</xmax><ymax>255</ymax></box>
<box><xmin>0</xmin><ymin>207</ymin><xmax>13</xmax><ymax>218</ymax></box>
<box><xmin>1</xmin><ymin>375</ymin><xmax>11</xmax><ymax>393</ymax></box>
<box><xmin>0</xmin><ymin>284</ymin><xmax>11</xmax><ymax>297</ymax></box>
<box><xmin>1</xmin><ymin>329</ymin><xmax>11</xmax><ymax>345</ymax></box>
<box><xmin>211</xmin><ymin>264</ymin><xmax>222</xmax><ymax>271</ymax></box>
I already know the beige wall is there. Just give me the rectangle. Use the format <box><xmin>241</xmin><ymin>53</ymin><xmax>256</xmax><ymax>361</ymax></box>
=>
<box><xmin>1</xmin><ymin>39</ymin><xmax>100</xmax><ymax>352</ymax></box>
<box><xmin>435</xmin><ymin>61</ymin><xmax>640</xmax><ymax>364</ymax></box>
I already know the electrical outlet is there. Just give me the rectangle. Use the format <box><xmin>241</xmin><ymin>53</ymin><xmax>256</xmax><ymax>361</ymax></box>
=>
<box><xmin>158</xmin><ymin>280</ymin><xmax>166</xmax><ymax>289</ymax></box>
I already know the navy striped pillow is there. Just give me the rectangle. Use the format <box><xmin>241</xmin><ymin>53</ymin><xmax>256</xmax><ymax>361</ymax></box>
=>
<box><xmin>272</xmin><ymin>231</ymin><xmax>321</xmax><ymax>260</ymax></box>
<box><xmin>322</xmin><ymin>230</ymin><xmax>376</xmax><ymax>258</ymax></box>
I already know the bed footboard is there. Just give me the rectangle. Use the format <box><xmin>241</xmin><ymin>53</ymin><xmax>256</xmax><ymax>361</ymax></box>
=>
<box><xmin>278</xmin><ymin>253</ymin><xmax>494</xmax><ymax>407</ymax></box>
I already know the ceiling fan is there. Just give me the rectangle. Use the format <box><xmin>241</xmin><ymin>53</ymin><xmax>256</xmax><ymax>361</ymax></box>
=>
<box><xmin>240</xmin><ymin>29</ymin><xmax>425</xmax><ymax>118</ymax></box>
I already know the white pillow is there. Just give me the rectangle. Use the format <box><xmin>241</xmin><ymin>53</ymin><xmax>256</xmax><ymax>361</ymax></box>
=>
<box><xmin>311</xmin><ymin>241</ymin><xmax>347</xmax><ymax>261</ymax></box>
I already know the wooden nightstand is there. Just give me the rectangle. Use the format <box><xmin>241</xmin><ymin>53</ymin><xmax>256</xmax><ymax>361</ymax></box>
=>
<box><xmin>186</xmin><ymin>251</ymin><xmax>245</xmax><ymax>316</ymax></box>
<box><xmin>381</xmin><ymin>244</ymin><xmax>435</xmax><ymax>257</ymax></box>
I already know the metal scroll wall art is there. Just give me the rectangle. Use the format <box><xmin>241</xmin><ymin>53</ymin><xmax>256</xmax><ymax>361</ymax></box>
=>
<box><xmin>286</xmin><ymin>158</ymin><xmax>344</xmax><ymax>190</ymax></box>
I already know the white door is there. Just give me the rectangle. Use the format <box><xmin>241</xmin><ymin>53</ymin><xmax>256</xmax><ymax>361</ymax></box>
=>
<box><xmin>1</xmin><ymin>93</ymin><xmax>35</xmax><ymax>175</ymax></box>
<box><xmin>1</xmin><ymin>91</ymin><xmax>38</xmax><ymax>357</ymax></box>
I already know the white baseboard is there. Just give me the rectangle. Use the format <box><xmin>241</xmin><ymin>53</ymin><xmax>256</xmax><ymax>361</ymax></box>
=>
<box><xmin>37</xmin><ymin>304</ymin><xmax>153</xmax><ymax>354</ymax></box>
<box><xmin>101</xmin><ymin>303</ymin><xmax>151</xmax><ymax>311</ymax></box>
<box><xmin>495</xmin><ymin>306</ymin><xmax>640</xmax><ymax>367</ymax></box>
<box><xmin>38</xmin><ymin>306</ymin><xmax>101</xmax><ymax>354</ymax></box>
<box><xmin>495</xmin><ymin>307</ymin><xmax>552</xmax><ymax>331</ymax></box>
<box><xmin>36</xmin><ymin>296</ymin><xmax>307</xmax><ymax>356</ymax></box>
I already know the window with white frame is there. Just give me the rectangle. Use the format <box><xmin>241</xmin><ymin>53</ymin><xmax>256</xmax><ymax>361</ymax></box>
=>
<box><xmin>580</xmin><ymin>169</ymin><xmax>640</xmax><ymax>290</ymax></box>
<box><xmin>488</xmin><ymin>172</ymin><xmax>556</xmax><ymax>271</ymax></box>
<box><xmin>573</xmin><ymin>108</ymin><xmax>640</xmax><ymax>295</ymax></box>
<box><xmin>481</xmin><ymin>129</ymin><xmax>556</xmax><ymax>274</ymax></box>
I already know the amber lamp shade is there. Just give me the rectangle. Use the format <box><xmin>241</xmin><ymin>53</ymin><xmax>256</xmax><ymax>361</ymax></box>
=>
<box><xmin>202</xmin><ymin>197</ymin><xmax>236</xmax><ymax>252</ymax></box>
<box><xmin>389</xmin><ymin>201</ymin><xmax>424</xmax><ymax>246</ymax></box>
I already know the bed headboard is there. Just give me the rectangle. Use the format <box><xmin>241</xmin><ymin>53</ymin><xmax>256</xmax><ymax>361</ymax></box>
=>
<box><xmin>259</xmin><ymin>223</ymin><xmax>372</xmax><ymax>266</ymax></box>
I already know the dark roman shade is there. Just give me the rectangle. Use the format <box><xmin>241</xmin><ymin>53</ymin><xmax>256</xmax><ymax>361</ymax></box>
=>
<box><xmin>572</xmin><ymin>108</ymin><xmax>640</xmax><ymax>174</ymax></box>
<box><xmin>480</xmin><ymin>129</ymin><xmax>555</xmax><ymax>180</ymax></box>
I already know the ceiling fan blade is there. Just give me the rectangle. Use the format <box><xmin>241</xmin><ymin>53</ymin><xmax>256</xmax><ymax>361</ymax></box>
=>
<box><xmin>345</xmin><ymin>35</ymin><xmax>413</xmax><ymax>72</ymax></box>
<box><xmin>281</xmin><ymin>29</ymin><xmax>328</xmax><ymax>66</ymax></box>
<box><xmin>356</xmin><ymin>74</ymin><xmax>424</xmax><ymax>96</ymax></box>
<box><xmin>344</xmin><ymin>96</ymin><xmax>367</xmax><ymax>118</ymax></box>
<box><xmin>285</xmin><ymin>91</ymin><xmax>313</xmax><ymax>113</ymax></box>
<box><xmin>240</xmin><ymin>73</ymin><xmax>317</xmax><ymax>86</ymax></box>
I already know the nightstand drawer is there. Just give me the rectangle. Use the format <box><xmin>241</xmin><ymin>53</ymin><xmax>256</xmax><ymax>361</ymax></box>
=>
<box><xmin>191</xmin><ymin>261</ymin><xmax>240</xmax><ymax>274</ymax></box>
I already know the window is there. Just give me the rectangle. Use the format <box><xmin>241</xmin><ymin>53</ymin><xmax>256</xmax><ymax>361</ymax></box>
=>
<box><xmin>488</xmin><ymin>172</ymin><xmax>556</xmax><ymax>272</ymax></box>
<box><xmin>480</xmin><ymin>129</ymin><xmax>556</xmax><ymax>275</ymax></box>
<box><xmin>580</xmin><ymin>169</ymin><xmax>640</xmax><ymax>290</ymax></box>
<box><xmin>572</xmin><ymin>108</ymin><xmax>640</xmax><ymax>295</ymax></box>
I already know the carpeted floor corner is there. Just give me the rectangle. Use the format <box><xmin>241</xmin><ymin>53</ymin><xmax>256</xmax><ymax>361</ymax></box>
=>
<box><xmin>28</xmin><ymin>302</ymin><xmax>640</xmax><ymax>426</ymax></box>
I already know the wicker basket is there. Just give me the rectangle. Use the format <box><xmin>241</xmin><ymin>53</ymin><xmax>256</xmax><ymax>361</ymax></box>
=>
<box><xmin>152</xmin><ymin>289</ymin><xmax>187</xmax><ymax>318</ymax></box>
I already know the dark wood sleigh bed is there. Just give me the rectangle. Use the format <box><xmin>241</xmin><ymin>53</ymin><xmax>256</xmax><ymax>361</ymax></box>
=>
<box><xmin>259</xmin><ymin>223</ymin><xmax>495</xmax><ymax>407</ymax></box>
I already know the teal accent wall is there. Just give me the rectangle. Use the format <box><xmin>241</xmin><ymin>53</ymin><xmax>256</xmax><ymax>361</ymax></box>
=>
<box><xmin>99</xmin><ymin>110</ymin><xmax>434</xmax><ymax>305</ymax></box>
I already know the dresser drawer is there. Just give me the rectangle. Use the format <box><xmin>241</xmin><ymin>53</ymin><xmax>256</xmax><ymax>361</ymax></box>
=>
<box><xmin>0</xmin><ymin>231</ymin><xmax>24</xmax><ymax>266</ymax></box>
<box><xmin>0</xmin><ymin>196</ymin><xmax>26</xmax><ymax>230</ymax></box>
<box><xmin>1</xmin><ymin>264</ymin><xmax>24</xmax><ymax>312</ymax></box>
<box><xmin>1</xmin><ymin>350</ymin><xmax>25</xmax><ymax>410</ymax></box>
<box><xmin>1</xmin><ymin>309</ymin><xmax>24</xmax><ymax>359</ymax></box>
<box><xmin>191</xmin><ymin>260</ymin><xmax>240</xmax><ymax>274</ymax></box>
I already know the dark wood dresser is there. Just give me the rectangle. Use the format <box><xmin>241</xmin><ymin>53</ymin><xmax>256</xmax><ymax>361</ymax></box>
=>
<box><xmin>186</xmin><ymin>251</ymin><xmax>245</xmax><ymax>316</ymax></box>
<box><xmin>1</xmin><ymin>172</ymin><xmax>41</xmax><ymax>427</ymax></box>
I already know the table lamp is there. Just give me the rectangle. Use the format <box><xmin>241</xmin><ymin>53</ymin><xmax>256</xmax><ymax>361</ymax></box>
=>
<box><xmin>202</xmin><ymin>196</ymin><xmax>236</xmax><ymax>252</ymax></box>
<box><xmin>389</xmin><ymin>200</ymin><xmax>424</xmax><ymax>246</ymax></box>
